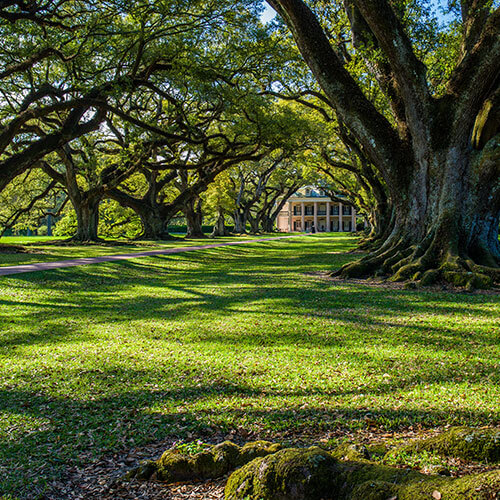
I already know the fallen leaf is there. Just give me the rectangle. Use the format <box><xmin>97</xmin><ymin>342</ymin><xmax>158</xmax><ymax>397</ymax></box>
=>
<box><xmin>432</xmin><ymin>491</ymin><xmax>442</xmax><ymax>499</ymax></box>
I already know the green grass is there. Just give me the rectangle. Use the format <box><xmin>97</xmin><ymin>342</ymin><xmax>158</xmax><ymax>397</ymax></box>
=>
<box><xmin>0</xmin><ymin>233</ymin><xmax>498</xmax><ymax>498</ymax></box>
<box><xmin>0</xmin><ymin>234</ymin><xmax>283</xmax><ymax>267</ymax></box>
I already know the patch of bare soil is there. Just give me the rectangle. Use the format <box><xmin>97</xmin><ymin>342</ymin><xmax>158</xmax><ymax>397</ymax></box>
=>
<box><xmin>42</xmin><ymin>437</ymin><xmax>225</xmax><ymax>500</ymax></box>
<box><xmin>306</xmin><ymin>271</ymin><xmax>500</xmax><ymax>295</ymax></box>
<box><xmin>44</xmin><ymin>427</ymin><xmax>499</xmax><ymax>500</ymax></box>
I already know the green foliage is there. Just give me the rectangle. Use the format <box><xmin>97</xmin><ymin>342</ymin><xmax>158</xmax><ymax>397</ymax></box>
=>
<box><xmin>53</xmin><ymin>210</ymin><xmax>77</xmax><ymax>238</ymax></box>
<box><xmin>98</xmin><ymin>200</ymin><xmax>142</xmax><ymax>239</ymax></box>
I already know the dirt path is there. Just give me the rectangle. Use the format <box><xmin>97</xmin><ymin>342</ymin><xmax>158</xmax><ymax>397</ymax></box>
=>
<box><xmin>0</xmin><ymin>236</ymin><xmax>298</xmax><ymax>277</ymax></box>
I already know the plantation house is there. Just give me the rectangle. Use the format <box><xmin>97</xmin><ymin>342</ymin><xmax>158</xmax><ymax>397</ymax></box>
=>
<box><xmin>276</xmin><ymin>187</ymin><xmax>357</xmax><ymax>232</ymax></box>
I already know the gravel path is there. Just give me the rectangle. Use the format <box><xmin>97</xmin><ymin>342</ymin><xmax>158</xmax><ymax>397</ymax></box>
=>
<box><xmin>0</xmin><ymin>236</ymin><xmax>297</xmax><ymax>277</ymax></box>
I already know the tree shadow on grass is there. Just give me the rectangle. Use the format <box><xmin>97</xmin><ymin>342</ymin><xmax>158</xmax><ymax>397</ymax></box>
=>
<box><xmin>0</xmin><ymin>381</ymin><xmax>498</xmax><ymax>498</ymax></box>
<box><xmin>0</xmin><ymin>255</ymin><xmax>497</xmax><ymax>353</ymax></box>
<box><xmin>0</xmin><ymin>237</ymin><xmax>498</xmax><ymax>496</ymax></box>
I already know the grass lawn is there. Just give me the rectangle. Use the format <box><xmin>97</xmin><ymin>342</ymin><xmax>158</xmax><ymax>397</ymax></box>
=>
<box><xmin>0</xmin><ymin>233</ymin><xmax>498</xmax><ymax>498</ymax></box>
<box><xmin>0</xmin><ymin>234</ymin><xmax>284</xmax><ymax>267</ymax></box>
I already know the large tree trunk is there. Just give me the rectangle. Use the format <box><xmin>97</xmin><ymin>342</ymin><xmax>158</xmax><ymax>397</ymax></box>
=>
<box><xmin>211</xmin><ymin>209</ymin><xmax>230</xmax><ymax>237</ymax></box>
<box><xmin>71</xmin><ymin>194</ymin><xmax>101</xmax><ymax>242</ymax></box>
<box><xmin>232</xmin><ymin>210</ymin><xmax>247</xmax><ymax>234</ymax></box>
<box><xmin>261</xmin><ymin>216</ymin><xmax>275</xmax><ymax>233</ymax></box>
<box><xmin>338</xmin><ymin>147</ymin><xmax>500</xmax><ymax>289</ymax></box>
<box><xmin>267</xmin><ymin>0</ymin><xmax>500</xmax><ymax>288</ymax></box>
<box><xmin>357</xmin><ymin>199</ymin><xmax>394</xmax><ymax>251</ymax></box>
<box><xmin>248</xmin><ymin>213</ymin><xmax>260</xmax><ymax>234</ymax></box>
<box><xmin>138</xmin><ymin>208</ymin><xmax>172</xmax><ymax>240</ymax></box>
<box><xmin>184</xmin><ymin>198</ymin><xmax>205</xmax><ymax>239</ymax></box>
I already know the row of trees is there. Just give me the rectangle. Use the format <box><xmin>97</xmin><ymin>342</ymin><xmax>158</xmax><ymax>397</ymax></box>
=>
<box><xmin>0</xmin><ymin>151</ymin><xmax>317</xmax><ymax>238</ymax></box>
<box><xmin>0</xmin><ymin>0</ymin><xmax>498</xmax><ymax>286</ymax></box>
<box><xmin>0</xmin><ymin>0</ymin><xmax>320</xmax><ymax>240</ymax></box>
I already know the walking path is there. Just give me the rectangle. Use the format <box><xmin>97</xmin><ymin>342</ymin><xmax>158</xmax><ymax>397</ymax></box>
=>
<box><xmin>0</xmin><ymin>235</ymin><xmax>298</xmax><ymax>277</ymax></box>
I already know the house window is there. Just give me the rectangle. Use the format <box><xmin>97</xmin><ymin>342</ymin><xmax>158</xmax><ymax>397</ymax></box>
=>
<box><xmin>331</xmin><ymin>205</ymin><xmax>339</xmax><ymax>215</ymax></box>
<box><xmin>305</xmin><ymin>206</ymin><xmax>314</xmax><ymax>215</ymax></box>
<box><xmin>305</xmin><ymin>188</ymin><xmax>311</xmax><ymax>196</ymax></box>
<box><xmin>342</xmin><ymin>205</ymin><xmax>352</xmax><ymax>215</ymax></box>
<box><xmin>293</xmin><ymin>206</ymin><xmax>302</xmax><ymax>215</ymax></box>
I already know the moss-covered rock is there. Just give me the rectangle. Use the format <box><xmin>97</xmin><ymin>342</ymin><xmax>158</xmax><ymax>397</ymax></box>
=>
<box><xmin>225</xmin><ymin>444</ymin><xmax>500</xmax><ymax>500</ymax></box>
<box><xmin>349</xmin><ymin>480</ymin><xmax>398</xmax><ymax>500</ymax></box>
<box><xmin>385</xmin><ymin>427</ymin><xmax>500</xmax><ymax>463</ymax></box>
<box><xmin>124</xmin><ymin>440</ymin><xmax>281</xmax><ymax>483</ymax></box>
<box><xmin>396</xmin><ymin>469</ymin><xmax>500</xmax><ymax>500</ymax></box>
<box><xmin>330</xmin><ymin>443</ymin><xmax>370</xmax><ymax>462</ymax></box>
<box><xmin>337</xmin><ymin>461</ymin><xmax>425</xmax><ymax>498</ymax></box>
<box><xmin>124</xmin><ymin>434</ymin><xmax>500</xmax><ymax>500</ymax></box>
<box><xmin>156</xmin><ymin>451</ymin><xmax>193</xmax><ymax>482</ymax></box>
<box><xmin>342</xmin><ymin>463</ymin><xmax>500</xmax><ymax>499</ymax></box>
<box><xmin>225</xmin><ymin>446</ymin><xmax>341</xmax><ymax>500</ymax></box>
<box><xmin>237</xmin><ymin>440</ymin><xmax>282</xmax><ymax>465</ymax></box>
<box><xmin>122</xmin><ymin>460</ymin><xmax>157</xmax><ymax>481</ymax></box>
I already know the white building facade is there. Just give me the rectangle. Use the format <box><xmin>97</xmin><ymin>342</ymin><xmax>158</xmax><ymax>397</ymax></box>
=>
<box><xmin>276</xmin><ymin>187</ymin><xmax>357</xmax><ymax>233</ymax></box>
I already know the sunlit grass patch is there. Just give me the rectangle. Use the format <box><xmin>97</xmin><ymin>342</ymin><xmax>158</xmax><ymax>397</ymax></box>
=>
<box><xmin>0</xmin><ymin>233</ymin><xmax>498</xmax><ymax>497</ymax></box>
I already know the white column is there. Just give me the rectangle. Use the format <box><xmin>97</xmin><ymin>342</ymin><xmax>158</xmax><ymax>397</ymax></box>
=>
<box><xmin>339</xmin><ymin>203</ymin><xmax>343</xmax><ymax>232</ymax></box>
<box><xmin>326</xmin><ymin>201</ymin><xmax>330</xmax><ymax>232</ymax></box>
<box><xmin>288</xmin><ymin>201</ymin><xmax>293</xmax><ymax>232</ymax></box>
<box><xmin>301</xmin><ymin>202</ymin><xmax>305</xmax><ymax>231</ymax></box>
<box><xmin>351</xmin><ymin>207</ymin><xmax>356</xmax><ymax>232</ymax></box>
<box><xmin>313</xmin><ymin>201</ymin><xmax>318</xmax><ymax>230</ymax></box>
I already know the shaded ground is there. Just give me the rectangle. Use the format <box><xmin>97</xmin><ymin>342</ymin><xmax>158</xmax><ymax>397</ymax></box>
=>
<box><xmin>0</xmin><ymin>235</ymin><xmax>284</xmax><ymax>267</ymax></box>
<box><xmin>0</xmin><ymin>236</ymin><xmax>296</xmax><ymax>276</ymax></box>
<box><xmin>0</xmin><ymin>234</ymin><xmax>498</xmax><ymax>498</ymax></box>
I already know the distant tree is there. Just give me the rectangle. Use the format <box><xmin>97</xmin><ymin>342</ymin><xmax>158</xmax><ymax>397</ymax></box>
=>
<box><xmin>203</xmin><ymin>171</ymin><xmax>237</xmax><ymax>237</ymax></box>
<box><xmin>0</xmin><ymin>169</ymin><xmax>65</xmax><ymax>235</ymax></box>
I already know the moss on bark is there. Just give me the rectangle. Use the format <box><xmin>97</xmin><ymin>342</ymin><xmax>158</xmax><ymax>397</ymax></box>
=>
<box><xmin>123</xmin><ymin>430</ymin><xmax>500</xmax><ymax>499</ymax></box>
<box><xmin>226</xmin><ymin>451</ymin><xmax>500</xmax><ymax>500</ymax></box>
<box><xmin>224</xmin><ymin>446</ymin><xmax>341</xmax><ymax>500</ymax></box>
<box><xmin>384</xmin><ymin>427</ymin><xmax>500</xmax><ymax>463</ymax></box>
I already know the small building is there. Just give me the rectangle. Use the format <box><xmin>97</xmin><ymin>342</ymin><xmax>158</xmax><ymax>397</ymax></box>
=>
<box><xmin>276</xmin><ymin>187</ymin><xmax>357</xmax><ymax>232</ymax></box>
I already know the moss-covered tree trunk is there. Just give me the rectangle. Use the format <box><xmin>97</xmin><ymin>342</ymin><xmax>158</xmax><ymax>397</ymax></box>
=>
<box><xmin>267</xmin><ymin>0</ymin><xmax>500</xmax><ymax>287</ymax></box>
<box><xmin>338</xmin><ymin>144</ymin><xmax>500</xmax><ymax>288</ymax></box>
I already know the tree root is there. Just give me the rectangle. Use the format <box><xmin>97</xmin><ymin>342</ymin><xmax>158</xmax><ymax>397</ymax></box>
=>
<box><xmin>333</xmin><ymin>237</ymin><xmax>409</xmax><ymax>279</ymax></box>
<box><xmin>333</xmin><ymin>239</ymin><xmax>499</xmax><ymax>290</ymax></box>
